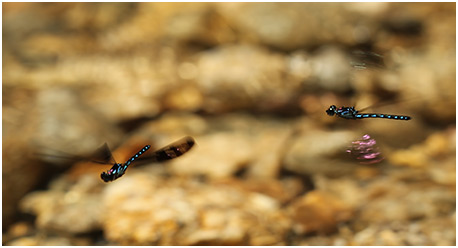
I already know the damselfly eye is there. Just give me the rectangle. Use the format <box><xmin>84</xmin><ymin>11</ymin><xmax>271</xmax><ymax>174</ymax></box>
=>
<box><xmin>326</xmin><ymin>105</ymin><xmax>336</xmax><ymax>116</ymax></box>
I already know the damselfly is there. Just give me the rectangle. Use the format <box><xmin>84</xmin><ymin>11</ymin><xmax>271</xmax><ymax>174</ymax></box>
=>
<box><xmin>38</xmin><ymin>136</ymin><xmax>195</xmax><ymax>182</ymax></box>
<box><xmin>101</xmin><ymin>136</ymin><xmax>195</xmax><ymax>182</ymax></box>
<box><xmin>326</xmin><ymin>105</ymin><xmax>411</xmax><ymax>120</ymax></box>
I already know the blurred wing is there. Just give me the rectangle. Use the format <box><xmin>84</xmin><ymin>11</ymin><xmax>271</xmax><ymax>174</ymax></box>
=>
<box><xmin>357</xmin><ymin>97</ymin><xmax>408</xmax><ymax>113</ymax></box>
<box><xmin>88</xmin><ymin>142</ymin><xmax>117</xmax><ymax>165</ymax></box>
<box><xmin>35</xmin><ymin>142</ymin><xmax>117</xmax><ymax>165</ymax></box>
<box><xmin>350</xmin><ymin>50</ymin><xmax>386</xmax><ymax>70</ymax></box>
<box><xmin>133</xmin><ymin>136</ymin><xmax>195</xmax><ymax>166</ymax></box>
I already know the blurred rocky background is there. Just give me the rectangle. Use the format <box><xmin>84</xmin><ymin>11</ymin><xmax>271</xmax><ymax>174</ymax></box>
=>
<box><xmin>2</xmin><ymin>2</ymin><xmax>455</xmax><ymax>245</ymax></box>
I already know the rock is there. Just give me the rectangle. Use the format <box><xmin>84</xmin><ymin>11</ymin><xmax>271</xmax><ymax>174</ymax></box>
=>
<box><xmin>168</xmin><ymin>132</ymin><xmax>253</xmax><ymax>178</ymax></box>
<box><xmin>352</xmin><ymin>216</ymin><xmax>456</xmax><ymax>246</ymax></box>
<box><xmin>389</xmin><ymin>128</ymin><xmax>456</xmax><ymax>186</ymax></box>
<box><xmin>33</xmin><ymin>87</ymin><xmax>123</xmax><ymax>153</ymax></box>
<box><xmin>283</xmin><ymin>129</ymin><xmax>361</xmax><ymax>176</ymax></box>
<box><xmin>195</xmin><ymin>44</ymin><xmax>300</xmax><ymax>113</ymax></box>
<box><xmin>288</xmin><ymin>47</ymin><xmax>355</xmax><ymax>93</ymax></box>
<box><xmin>7</xmin><ymin>236</ymin><xmax>72</xmax><ymax>246</ymax></box>
<box><xmin>238</xmin><ymin>178</ymin><xmax>306</xmax><ymax>205</ymax></box>
<box><xmin>287</xmin><ymin>191</ymin><xmax>354</xmax><ymax>234</ymax></box>
<box><xmin>358</xmin><ymin>178</ymin><xmax>455</xmax><ymax>223</ymax></box>
<box><xmin>216</xmin><ymin>3</ymin><xmax>387</xmax><ymax>50</ymax></box>
<box><xmin>19</xmin><ymin>175</ymin><xmax>104</xmax><ymax>234</ymax></box>
<box><xmin>101</xmin><ymin>175</ymin><xmax>291</xmax><ymax>245</ymax></box>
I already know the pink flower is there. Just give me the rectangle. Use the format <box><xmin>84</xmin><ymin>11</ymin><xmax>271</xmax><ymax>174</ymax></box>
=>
<box><xmin>347</xmin><ymin>134</ymin><xmax>384</xmax><ymax>164</ymax></box>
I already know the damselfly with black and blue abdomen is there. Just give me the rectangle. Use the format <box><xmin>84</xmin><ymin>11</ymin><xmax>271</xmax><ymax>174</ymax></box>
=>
<box><xmin>100</xmin><ymin>136</ymin><xmax>195</xmax><ymax>182</ymax></box>
<box><xmin>37</xmin><ymin>136</ymin><xmax>195</xmax><ymax>182</ymax></box>
<box><xmin>326</xmin><ymin>105</ymin><xmax>411</xmax><ymax>120</ymax></box>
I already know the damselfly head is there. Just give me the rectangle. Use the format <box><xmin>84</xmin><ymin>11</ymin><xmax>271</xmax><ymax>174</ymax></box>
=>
<box><xmin>100</xmin><ymin>171</ymin><xmax>112</xmax><ymax>182</ymax></box>
<box><xmin>326</xmin><ymin>105</ymin><xmax>337</xmax><ymax>116</ymax></box>
<box><xmin>100</xmin><ymin>165</ymin><xmax>120</xmax><ymax>182</ymax></box>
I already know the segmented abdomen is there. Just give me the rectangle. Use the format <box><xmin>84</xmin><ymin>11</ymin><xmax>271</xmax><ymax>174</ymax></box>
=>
<box><xmin>355</xmin><ymin>113</ymin><xmax>411</xmax><ymax>120</ymax></box>
<box><xmin>124</xmin><ymin>145</ymin><xmax>151</xmax><ymax>166</ymax></box>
